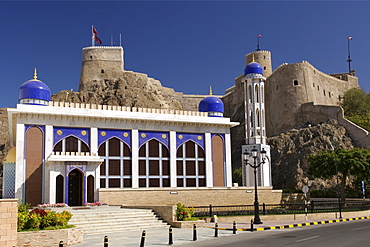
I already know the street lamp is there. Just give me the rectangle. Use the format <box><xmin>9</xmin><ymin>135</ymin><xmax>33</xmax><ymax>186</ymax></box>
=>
<box><xmin>244</xmin><ymin>148</ymin><xmax>267</xmax><ymax>224</ymax></box>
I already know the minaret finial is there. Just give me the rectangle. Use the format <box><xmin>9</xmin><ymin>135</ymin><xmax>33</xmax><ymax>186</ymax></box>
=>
<box><xmin>209</xmin><ymin>86</ymin><xmax>213</xmax><ymax>95</ymax></box>
<box><xmin>252</xmin><ymin>54</ymin><xmax>255</xmax><ymax>62</ymax></box>
<box><xmin>33</xmin><ymin>68</ymin><xmax>37</xmax><ymax>80</ymax></box>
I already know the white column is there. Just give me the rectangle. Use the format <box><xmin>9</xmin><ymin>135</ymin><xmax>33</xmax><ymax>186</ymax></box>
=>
<box><xmin>131</xmin><ymin>129</ymin><xmax>139</xmax><ymax>188</ymax></box>
<box><xmin>224</xmin><ymin>133</ymin><xmax>232</xmax><ymax>187</ymax></box>
<box><xmin>15</xmin><ymin>123</ymin><xmax>25</xmax><ymax>200</ymax></box>
<box><xmin>90</xmin><ymin>127</ymin><xmax>100</xmax><ymax>200</ymax></box>
<box><xmin>90</xmin><ymin>127</ymin><xmax>98</xmax><ymax>155</ymax></box>
<box><xmin>262</xmin><ymin>160</ymin><xmax>271</xmax><ymax>187</ymax></box>
<box><xmin>170</xmin><ymin>131</ymin><xmax>177</xmax><ymax>187</ymax></box>
<box><xmin>205</xmin><ymin>132</ymin><xmax>213</xmax><ymax>187</ymax></box>
<box><xmin>44</xmin><ymin>125</ymin><xmax>54</xmax><ymax>204</ymax></box>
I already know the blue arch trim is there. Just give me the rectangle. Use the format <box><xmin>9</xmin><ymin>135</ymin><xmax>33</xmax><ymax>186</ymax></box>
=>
<box><xmin>98</xmin><ymin>129</ymin><xmax>131</xmax><ymax>148</ymax></box>
<box><xmin>176</xmin><ymin>133</ymin><xmax>204</xmax><ymax>150</ymax></box>
<box><xmin>211</xmin><ymin>133</ymin><xmax>225</xmax><ymax>141</ymax></box>
<box><xmin>25</xmin><ymin>125</ymin><xmax>45</xmax><ymax>133</ymax></box>
<box><xmin>53</xmin><ymin>127</ymin><xmax>90</xmax><ymax>147</ymax></box>
<box><xmin>139</xmin><ymin>131</ymin><xmax>169</xmax><ymax>149</ymax></box>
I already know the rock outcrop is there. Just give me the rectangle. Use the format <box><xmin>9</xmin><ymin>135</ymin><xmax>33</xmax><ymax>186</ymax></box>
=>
<box><xmin>52</xmin><ymin>71</ymin><xmax>199</xmax><ymax>111</ymax></box>
<box><xmin>267</xmin><ymin>119</ymin><xmax>355</xmax><ymax>190</ymax></box>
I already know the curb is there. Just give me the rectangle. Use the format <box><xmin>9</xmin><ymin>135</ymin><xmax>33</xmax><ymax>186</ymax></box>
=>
<box><xmin>206</xmin><ymin>216</ymin><xmax>370</xmax><ymax>232</ymax></box>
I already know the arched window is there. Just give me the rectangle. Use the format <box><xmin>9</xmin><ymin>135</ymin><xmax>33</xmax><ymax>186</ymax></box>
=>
<box><xmin>98</xmin><ymin>137</ymin><xmax>132</xmax><ymax>188</ymax></box>
<box><xmin>255</xmin><ymin>85</ymin><xmax>259</xmax><ymax>103</ymax></box>
<box><xmin>176</xmin><ymin>141</ymin><xmax>205</xmax><ymax>187</ymax></box>
<box><xmin>256</xmin><ymin>109</ymin><xmax>260</xmax><ymax>128</ymax></box>
<box><xmin>250</xmin><ymin>110</ymin><xmax>254</xmax><ymax>128</ymax></box>
<box><xmin>56</xmin><ymin>175</ymin><xmax>64</xmax><ymax>203</ymax></box>
<box><xmin>248</xmin><ymin>85</ymin><xmax>252</xmax><ymax>103</ymax></box>
<box><xmin>87</xmin><ymin>175</ymin><xmax>94</xmax><ymax>203</ymax></box>
<box><xmin>261</xmin><ymin>85</ymin><xmax>264</xmax><ymax>103</ymax></box>
<box><xmin>138</xmin><ymin>139</ymin><xmax>170</xmax><ymax>187</ymax></box>
<box><xmin>54</xmin><ymin>136</ymin><xmax>89</xmax><ymax>153</ymax></box>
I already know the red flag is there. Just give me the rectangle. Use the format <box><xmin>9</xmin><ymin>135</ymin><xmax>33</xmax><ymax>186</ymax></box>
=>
<box><xmin>95</xmin><ymin>35</ymin><xmax>102</xmax><ymax>45</ymax></box>
<box><xmin>92</xmin><ymin>26</ymin><xmax>99</xmax><ymax>35</ymax></box>
<box><xmin>258</xmin><ymin>35</ymin><xmax>262</xmax><ymax>37</ymax></box>
<box><xmin>348</xmin><ymin>37</ymin><xmax>353</xmax><ymax>40</ymax></box>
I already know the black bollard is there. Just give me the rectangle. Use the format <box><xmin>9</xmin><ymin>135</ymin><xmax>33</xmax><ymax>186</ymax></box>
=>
<box><xmin>169</xmin><ymin>226</ymin><xmax>173</xmax><ymax>245</ymax></box>
<box><xmin>251</xmin><ymin>219</ymin><xmax>254</xmax><ymax>232</ymax></box>
<box><xmin>104</xmin><ymin>236</ymin><xmax>108</xmax><ymax>247</ymax></box>
<box><xmin>59</xmin><ymin>241</ymin><xmax>63</xmax><ymax>247</ymax></box>
<box><xmin>193</xmin><ymin>224</ymin><xmax>197</xmax><ymax>241</ymax></box>
<box><xmin>214</xmin><ymin>223</ymin><xmax>218</xmax><ymax>237</ymax></box>
<box><xmin>233</xmin><ymin>221</ymin><xmax>236</xmax><ymax>234</ymax></box>
<box><xmin>140</xmin><ymin>230</ymin><xmax>146</xmax><ymax>247</ymax></box>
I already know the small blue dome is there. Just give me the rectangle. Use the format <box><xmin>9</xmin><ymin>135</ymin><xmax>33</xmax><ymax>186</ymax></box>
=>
<box><xmin>199</xmin><ymin>96</ymin><xmax>224</xmax><ymax>117</ymax></box>
<box><xmin>244</xmin><ymin>62</ymin><xmax>263</xmax><ymax>75</ymax></box>
<box><xmin>19</xmin><ymin>77</ymin><xmax>51</xmax><ymax>105</ymax></box>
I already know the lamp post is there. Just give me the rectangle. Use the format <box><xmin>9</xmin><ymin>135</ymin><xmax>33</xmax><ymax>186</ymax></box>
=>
<box><xmin>244</xmin><ymin>148</ymin><xmax>266</xmax><ymax>224</ymax></box>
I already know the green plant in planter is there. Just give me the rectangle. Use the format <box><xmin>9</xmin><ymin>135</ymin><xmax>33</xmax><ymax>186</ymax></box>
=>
<box><xmin>176</xmin><ymin>203</ymin><xmax>195</xmax><ymax>221</ymax></box>
<box><xmin>17</xmin><ymin>203</ymin><xmax>73</xmax><ymax>231</ymax></box>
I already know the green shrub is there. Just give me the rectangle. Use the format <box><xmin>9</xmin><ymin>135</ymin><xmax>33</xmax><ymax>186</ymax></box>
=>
<box><xmin>17</xmin><ymin>211</ymin><xmax>29</xmax><ymax>231</ymax></box>
<box><xmin>176</xmin><ymin>203</ymin><xmax>195</xmax><ymax>221</ymax></box>
<box><xmin>17</xmin><ymin>203</ymin><xmax>73</xmax><ymax>231</ymax></box>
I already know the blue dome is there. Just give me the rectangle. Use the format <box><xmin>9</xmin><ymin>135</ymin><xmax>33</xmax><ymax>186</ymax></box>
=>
<box><xmin>244</xmin><ymin>62</ymin><xmax>263</xmax><ymax>75</ymax></box>
<box><xmin>199</xmin><ymin>96</ymin><xmax>224</xmax><ymax>117</ymax></box>
<box><xmin>19</xmin><ymin>78</ymin><xmax>51</xmax><ymax>105</ymax></box>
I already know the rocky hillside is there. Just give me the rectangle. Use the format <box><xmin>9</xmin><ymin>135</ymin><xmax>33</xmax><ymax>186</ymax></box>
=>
<box><xmin>268</xmin><ymin>119</ymin><xmax>355</xmax><ymax>190</ymax></box>
<box><xmin>52</xmin><ymin>71</ymin><xmax>198</xmax><ymax>111</ymax></box>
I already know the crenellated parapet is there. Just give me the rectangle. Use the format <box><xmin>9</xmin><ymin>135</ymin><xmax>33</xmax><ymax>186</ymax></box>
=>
<box><xmin>47</xmin><ymin>101</ymin><xmax>208</xmax><ymax>117</ymax></box>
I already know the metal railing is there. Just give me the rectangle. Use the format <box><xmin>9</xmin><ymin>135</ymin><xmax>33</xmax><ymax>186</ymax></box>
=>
<box><xmin>192</xmin><ymin>201</ymin><xmax>370</xmax><ymax>217</ymax></box>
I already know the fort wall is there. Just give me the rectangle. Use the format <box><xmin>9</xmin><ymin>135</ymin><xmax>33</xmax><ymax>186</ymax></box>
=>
<box><xmin>265</xmin><ymin>61</ymin><xmax>359</xmax><ymax>136</ymax></box>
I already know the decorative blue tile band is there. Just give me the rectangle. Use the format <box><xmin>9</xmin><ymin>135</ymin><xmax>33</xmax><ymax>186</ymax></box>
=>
<box><xmin>176</xmin><ymin>133</ymin><xmax>204</xmax><ymax>150</ymax></box>
<box><xmin>139</xmin><ymin>131</ymin><xmax>169</xmax><ymax>149</ymax></box>
<box><xmin>53</xmin><ymin>127</ymin><xmax>90</xmax><ymax>147</ymax></box>
<box><xmin>98</xmin><ymin>129</ymin><xmax>131</xmax><ymax>149</ymax></box>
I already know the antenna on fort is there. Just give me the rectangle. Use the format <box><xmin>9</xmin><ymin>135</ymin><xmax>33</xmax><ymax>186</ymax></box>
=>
<box><xmin>110</xmin><ymin>31</ymin><xmax>115</xmax><ymax>46</ymax></box>
<box><xmin>120</xmin><ymin>34</ymin><xmax>122</xmax><ymax>46</ymax></box>
<box><xmin>257</xmin><ymin>35</ymin><xmax>262</xmax><ymax>51</ymax></box>
<box><xmin>347</xmin><ymin>37</ymin><xmax>353</xmax><ymax>73</ymax></box>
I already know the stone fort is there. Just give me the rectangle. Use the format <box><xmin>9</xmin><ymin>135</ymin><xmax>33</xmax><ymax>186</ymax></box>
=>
<box><xmin>78</xmin><ymin>46</ymin><xmax>359</xmax><ymax>136</ymax></box>
<box><xmin>73</xmin><ymin>45</ymin><xmax>363</xmax><ymax>173</ymax></box>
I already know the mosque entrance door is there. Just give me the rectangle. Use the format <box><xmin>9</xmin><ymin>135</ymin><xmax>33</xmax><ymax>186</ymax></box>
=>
<box><xmin>68</xmin><ymin>169</ymin><xmax>83</xmax><ymax>206</ymax></box>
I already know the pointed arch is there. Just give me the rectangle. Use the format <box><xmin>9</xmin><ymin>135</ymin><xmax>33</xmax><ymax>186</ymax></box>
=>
<box><xmin>176</xmin><ymin>140</ymin><xmax>205</xmax><ymax>187</ymax></box>
<box><xmin>25</xmin><ymin>126</ymin><xmax>43</xmax><ymax>205</ymax></box>
<box><xmin>212</xmin><ymin>135</ymin><xmax>225</xmax><ymax>186</ymax></box>
<box><xmin>54</xmin><ymin>135</ymin><xmax>89</xmax><ymax>153</ymax></box>
<box><xmin>99</xmin><ymin>137</ymin><xmax>132</xmax><ymax>188</ymax></box>
<box><xmin>248</xmin><ymin>85</ymin><xmax>252</xmax><ymax>103</ymax></box>
<box><xmin>68</xmin><ymin>169</ymin><xmax>83</xmax><ymax>206</ymax></box>
<box><xmin>56</xmin><ymin>175</ymin><xmax>64</xmax><ymax>204</ymax></box>
<box><xmin>255</xmin><ymin>84</ymin><xmax>259</xmax><ymax>103</ymax></box>
<box><xmin>138</xmin><ymin>139</ymin><xmax>170</xmax><ymax>188</ymax></box>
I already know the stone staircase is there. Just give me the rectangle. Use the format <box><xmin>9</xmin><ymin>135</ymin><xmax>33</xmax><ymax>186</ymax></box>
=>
<box><xmin>63</xmin><ymin>206</ymin><xmax>169</xmax><ymax>235</ymax></box>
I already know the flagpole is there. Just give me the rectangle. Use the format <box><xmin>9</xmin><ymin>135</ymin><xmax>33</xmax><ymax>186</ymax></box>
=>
<box><xmin>92</xmin><ymin>25</ymin><xmax>95</xmax><ymax>47</ymax></box>
<box><xmin>257</xmin><ymin>35</ymin><xmax>262</xmax><ymax>51</ymax></box>
<box><xmin>347</xmin><ymin>37</ymin><xmax>352</xmax><ymax>73</ymax></box>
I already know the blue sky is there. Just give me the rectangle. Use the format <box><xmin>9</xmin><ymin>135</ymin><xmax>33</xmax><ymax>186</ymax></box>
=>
<box><xmin>1</xmin><ymin>1</ymin><xmax>369</xmax><ymax>107</ymax></box>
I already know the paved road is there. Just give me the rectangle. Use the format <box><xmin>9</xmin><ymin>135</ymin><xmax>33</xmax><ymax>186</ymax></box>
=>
<box><xmin>180</xmin><ymin>219</ymin><xmax>370</xmax><ymax>247</ymax></box>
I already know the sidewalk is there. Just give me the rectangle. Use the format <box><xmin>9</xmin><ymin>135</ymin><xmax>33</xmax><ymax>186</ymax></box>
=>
<box><xmin>71</xmin><ymin>216</ymin><xmax>370</xmax><ymax>246</ymax></box>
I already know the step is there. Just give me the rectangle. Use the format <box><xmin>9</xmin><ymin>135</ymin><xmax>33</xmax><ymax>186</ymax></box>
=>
<box><xmin>61</xmin><ymin>207</ymin><xmax>170</xmax><ymax>234</ymax></box>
